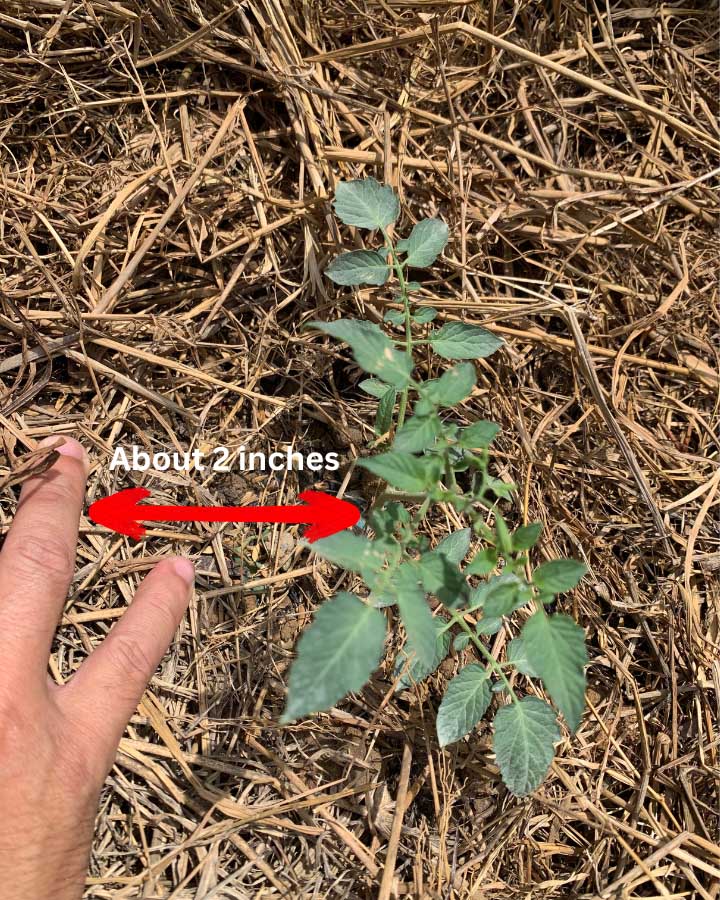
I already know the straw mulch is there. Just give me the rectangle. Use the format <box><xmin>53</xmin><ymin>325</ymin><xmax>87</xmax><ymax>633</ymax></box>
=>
<box><xmin>1</xmin><ymin>1</ymin><xmax>719</xmax><ymax>897</ymax></box>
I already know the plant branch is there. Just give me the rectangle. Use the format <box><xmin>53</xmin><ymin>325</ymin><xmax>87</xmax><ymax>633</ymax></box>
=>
<box><xmin>381</xmin><ymin>227</ymin><xmax>412</xmax><ymax>427</ymax></box>
<box><xmin>450</xmin><ymin>611</ymin><xmax>519</xmax><ymax>702</ymax></box>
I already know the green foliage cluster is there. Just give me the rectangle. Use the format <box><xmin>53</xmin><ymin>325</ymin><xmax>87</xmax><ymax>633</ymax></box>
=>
<box><xmin>281</xmin><ymin>179</ymin><xmax>588</xmax><ymax>796</ymax></box>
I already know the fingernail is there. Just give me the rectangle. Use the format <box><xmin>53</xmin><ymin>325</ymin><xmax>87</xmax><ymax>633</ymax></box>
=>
<box><xmin>171</xmin><ymin>557</ymin><xmax>195</xmax><ymax>586</ymax></box>
<box><xmin>38</xmin><ymin>435</ymin><xmax>90</xmax><ymax>475</ymax></box>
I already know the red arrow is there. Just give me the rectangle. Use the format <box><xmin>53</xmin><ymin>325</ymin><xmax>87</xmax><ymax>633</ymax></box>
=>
<box><xmin>89</xmin><ymin>487</ymin><xmax>360</xmax><ymax>542</ymax></box>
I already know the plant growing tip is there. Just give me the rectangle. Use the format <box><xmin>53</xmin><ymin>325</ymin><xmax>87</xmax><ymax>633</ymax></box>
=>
<box><xmin>282</xmin><ymin>178</ymin><xmax>588</xmax><ymax>796</ymax></box>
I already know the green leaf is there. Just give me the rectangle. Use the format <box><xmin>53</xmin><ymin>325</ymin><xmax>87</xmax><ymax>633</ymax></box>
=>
<box><xmin>396</xmin><ymin>218</ymin><xmax>449</xmax><ymax>267</ymax></box>
<box><xmin>394</xmin><ymin>415</ymin><xmax>441</xmax><ymax>453</ymax></box>
<box><xmin>522</xmin><ymin>612</ymin><xmax>587</xmax><ymax>731</ymax></box>
<box><xmin>476</xmin><ymin>616</ymin><xmax>503</xmax><ymax>635</ymax></box>
<box><xmin>511</xmin><ymin>582</ymin><xmax>534</xmax><ymax>611</ymax></box>
<box><xmin>458</xmin><ymin>421</ymin><xmax>500</xmax><ymax>449</ymax></box>
<box><xmin>436</xmin><ymin>527</ymin><xmax>472</xmax><ymax>564</ymax></box>
<box><xmin>437</xmin><ymin>664</ymin><xmax>491</xmax><ymax>746</ymax></box>
<box><xmin>417</xmin><ymin>550</ymin><xmax>469</xmax><ymax>609</ymax></box>
<box><xmin>311</xmin><ymin>532</ymin><xmax>385</xmax><ymax>577</ymax></box>
<box><xmin>375</xmin><ymin>387</ymin><xmax>396</xmax><ymax>436</ymax></box>
<box><xmin>359</xmin><ymin>378</ymin><xmax>390</xmax><ymax>399</ymax></box>
<box><xmin>532</xmin><ymin>559</ymin><xmax>587</xmax><ymax>595</ymax></box>
<box><xmin>484</xmin><ymin>476</ymin><xmax>516</xmax><ymax>500</ymax></box>
<box><xmin>333</xmin><ymin>178</ymin><xmax>399</xmax><ymax>230</ymax></box>
<box><xmin>453</xmin><ymin>633</ymin><xmax>470</xmax><ymax>652</ymax></box>
<box><xmin>312</xmin><ymin>319</ymin><xmax>412</xmax><ymax>388</ymax></box>
<box><xmin>369</xmin><ymin>569</ymin><xmax>401</xmax><ymax>608</ymax></box>
<box><xmin>281</xmin><ymin>593</ymin><xmax>387</xmax><ymax>722</ymax></box>
<box><xmin>494</xmin><ymin>513</ymin><xmax>512</xmax><ymax>556</ymax></box>
<box><xmin>506</xmin><ymin>637</ymin><xmax>539</xmax><ymax>678</ymax></box>
<box><xmin>493</xmin><ymin>697</ymin><xmax>560</xmax><ymax>795</ymax></box>
<box><xmin>412</xmin><ymin>307</ymin><xmax>438</xmax><ymax>324</ymax></box>
<box><xmin>369</xmin><ymin>501</ymin><xmax>409</xmax><ymax>540</ymax></box>
<box><xmin>429</xmin><ymin>322</ymin><xmax>503</xmax><ymax>360</ymax></box>
<box><xmin>358</xmin><ymin>450</ymin><xmax>440</xmax><ymax>492</ymax></box>
<box><xmin>468</xmin><ymin>579</ymin><xmax>491</xmax><ymax>610</ymax></box>
<box><xmin>483</xmin><ymin>573</ymin><xmax>523</xmax><ymax>618</ymax></box>
<box><xmin>395</xmin><ymin>616</ymin><xmax>450</xmax><ymax>689</ymax></box>
<box><xmin>421</xmin><ymin>362</ymin><xmax>476</xmax><ymax>408</ymax></box>
<box><xmin>512</xmin><ymin>523</ymin><xmax>543</xmax><ymax>552</ymax></box>
<box><xmin>449</xmin><ymin>448</ymin><xmax>470</xmax><ymax>472</ymax></box>
<box><xmin>466</xmin><ymin>547</ymin><xmax>498</xmax><ymax>576</ymax></box>
<box><xmin>393</xmin><ymin>563</ymin><xmax>437</xmax><ymax>671</ymax></box>
<box><xmin>383</xmin><ymin>309</ymin><xmax>405</xmax><ymax>325</ymax></box>
<box><xmin>325</xmin><ymin>250</ymin><xmax>390</xmax><ymax>286</ymax></box>
<box><xmin>413</xmin><ymin>397</ymin><xmax>434</xmax><ymax>417</ymax></box>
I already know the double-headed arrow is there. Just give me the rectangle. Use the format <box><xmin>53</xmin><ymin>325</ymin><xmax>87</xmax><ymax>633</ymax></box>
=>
<box><xmin>89</xmin><ymin>487</ymin><xmax>360</xmax><ymax>542</ymax></box>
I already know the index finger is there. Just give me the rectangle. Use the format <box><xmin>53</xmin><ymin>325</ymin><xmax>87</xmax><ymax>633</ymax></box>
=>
<box><xmin>0</xmin><ymin>436</ymin><xmax>89</xmax><ymax>684</ymax></box>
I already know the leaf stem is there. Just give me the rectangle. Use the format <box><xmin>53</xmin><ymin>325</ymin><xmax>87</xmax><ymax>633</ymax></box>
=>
<box><xmin>450</xmin><ymin>611</ymin><xmax>519</xmax><ymax>702</ymax></box>
<box><xmin>411</xmin><ymin>495</ymin><xmax>431</xmax><ymax>529</ymax></box>
<box><xmin>442</xmin><ymin>443</ymin><xmax>458</xmax><ymax>492</ymax></box>
<box><xmin>381</xmin><ymin>227</ymin><xmax>412</xmax><ymax>428</ymax></box>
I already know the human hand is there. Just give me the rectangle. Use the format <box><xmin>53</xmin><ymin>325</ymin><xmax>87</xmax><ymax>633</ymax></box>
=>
<box><xmin>0</xmin><ymin>437</ymin><xmax>194</xmax><ymax>900</ymax></box>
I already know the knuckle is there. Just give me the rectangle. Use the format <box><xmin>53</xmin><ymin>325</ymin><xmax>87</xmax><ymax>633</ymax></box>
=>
<box><xmin>36</xmin><ymin>479</ymin><xmax>78</xmax><ymax>509</ymax></box>
<box><xmin>105</xmin><ymin>633</ymin><xmax>154</xmax><ymax>684</ymax></box>
<box><xmin>11</xmin><ymin>534</ymin><xmax>74</xmax><ymax>582</ymax></box>
<box><xmin>19</xmin><ymin>478</ymin><xmax>79</xmax><ymax>518</ymax></box>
